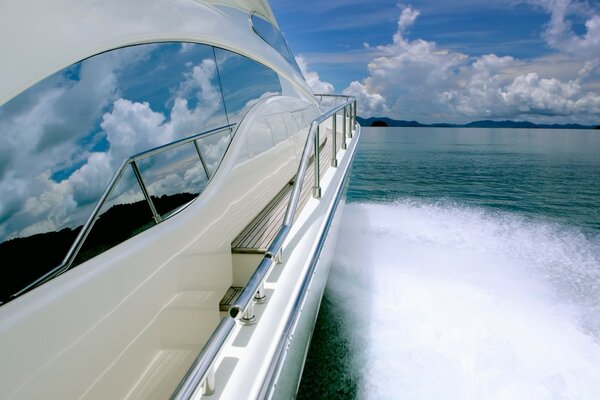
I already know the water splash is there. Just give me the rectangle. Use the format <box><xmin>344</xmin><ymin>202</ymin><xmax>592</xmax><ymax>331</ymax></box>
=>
<box><xmin>328</xmin><ymin>201</ymin><xmax>600</xmax><ymax>399</ymax></box>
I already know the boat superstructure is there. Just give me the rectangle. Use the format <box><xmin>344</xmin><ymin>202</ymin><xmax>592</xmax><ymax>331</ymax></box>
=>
<box><xmin>0</xmin><ymin>1</ymin><xmax>360</xmax><ymax>399</ymax></box>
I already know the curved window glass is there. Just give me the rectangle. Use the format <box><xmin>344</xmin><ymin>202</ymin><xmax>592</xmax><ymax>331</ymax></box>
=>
<box><xmin>251</xmin><ymin>13</ymin><xmax>302</xmax><ymax>75</ymax></box>
<box><xmin>0</xmin><ymin>42</ymin><xmax>282</xmax><ymax>302</ymax></box>
<box><xmin>215</xmin><ymin>47</ymin><xmax>282</xmax><ymax>122</ymax></box>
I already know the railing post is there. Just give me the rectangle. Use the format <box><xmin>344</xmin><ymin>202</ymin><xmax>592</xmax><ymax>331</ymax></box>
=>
<box><xmin>239</xmin><ymin>302</ymin><xmax>257</xmax><ymax>325</ymax></box>
<box><xmin>346</xmin><ymin>106</ymin><xmax>352</xmax><ymax>139</ymax></box>
<box><xmin>130</xmin><ymin>161</ymin><xmax>162</xmax><ymax>223</ymax></box>
<box><xmin>341</xmin><ymin>109</ymin><xmax>347</xmax><ymax>150</ymax></box>
<box><xmin>331</xmin><ymin>113</ymin><xmax>337</xmax><ymax>167</ymax></box>
<box><xmin>194</xmin><ymin>140</ymin><xmax>211</xmax><ymax>179</ymax></box>
<box><xmin>274</xmin><ymin>248</ymin><xmax>283</xmax><ymax>264</ymax></box>
<box><xmin>201</xmin><ymin>366</ymin><xmax>215</xmax><ymax>396</ymax></box>
<box><xmin>313</xmin><ymin>125</ymin><xmax>321</xmax><ymax>198</ymax></box>
<box><xmin>352</xmin><ymin>101</ymin><xmax>357</xmax><ymax>132</ymax></box>
<box><xmin>254</xmin><ymin>282</ymin><xmax>268</xmax><ymax>304</ymax></box>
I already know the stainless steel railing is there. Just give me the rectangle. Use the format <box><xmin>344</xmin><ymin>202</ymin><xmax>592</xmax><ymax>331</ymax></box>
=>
<box><xmin>258</xmin><ymin>119</ymin><xmax>359</xmax><ymax>399</ymax></box>
<box><xmin>13</xmin><ymin>124</ymin><xmax>235</xmax><ymax>299</ymax></box>
<box><xmin>171</xmin><ymin>94</ymin><xmax>357</xmax><ymax>399</ymax></box>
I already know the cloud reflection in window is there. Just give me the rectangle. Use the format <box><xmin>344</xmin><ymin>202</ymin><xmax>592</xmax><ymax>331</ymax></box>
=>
<box><xmin>0</xmin><ymin>41</ymin><xmax>283</xmax><ymax>301</ymax></box>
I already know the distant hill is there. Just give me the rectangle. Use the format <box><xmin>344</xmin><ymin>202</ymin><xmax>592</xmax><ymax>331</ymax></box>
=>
<box><xmin>464</xmin><ymin>120</ymin><xmax>594</xmax><ymax>129</ymax></box>
<box><xmin>0</xmin><ymin>192</ymin><xmax>197</xmax><ymax>303</ymax></box>
<box><xmin>358</xmin><ymin>117</ymin><xmax>596</xmax><ymax>130</ymax></box>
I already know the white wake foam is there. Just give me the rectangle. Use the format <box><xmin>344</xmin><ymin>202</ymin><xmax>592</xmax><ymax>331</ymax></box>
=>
<box><xmin>329</xmin><ymin>201</ymin><xmax>600</xmax><ymax>399</ymax></box>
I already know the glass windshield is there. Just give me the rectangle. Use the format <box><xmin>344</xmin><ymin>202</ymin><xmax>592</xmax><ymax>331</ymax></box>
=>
<box><xmin>251</xmin><ymin>13</ymin><xmax>302</xmax><ymax>75</ymax></box>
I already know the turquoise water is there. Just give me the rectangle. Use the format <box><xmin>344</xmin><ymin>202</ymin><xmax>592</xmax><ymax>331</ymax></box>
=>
<box><xmin>349</xmin><ymin>128</ymin><xmax>600</xmax><ymax>232</ymax></box>
<box><xmin>298</xmin><ymin>127</ymin><xmax>600</xmax><ymax>399</ymax></box>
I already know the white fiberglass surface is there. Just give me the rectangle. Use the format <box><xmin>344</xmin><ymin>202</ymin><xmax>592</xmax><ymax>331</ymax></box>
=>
<box><xmin>0</xmin><ymin>95</ymin><xmax>310</xmax><ymax>400</ymax></box>
<box><xmin>327</xmin><ymin>202</ymin><xmax>600</xmax><ymax>399</ymax></box>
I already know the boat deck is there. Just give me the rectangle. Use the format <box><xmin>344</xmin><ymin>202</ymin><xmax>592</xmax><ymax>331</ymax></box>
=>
<box><xmin>231</xmin><ymin>132</ymin><xmax>336</xmax><ymax>253</ymax></box>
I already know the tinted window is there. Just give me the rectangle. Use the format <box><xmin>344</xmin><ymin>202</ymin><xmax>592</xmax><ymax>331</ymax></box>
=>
<box><xmin>0</xmin><ymin>41</ymin><xmax>287</xmax><ymax>301</ymax></box>
<box><xmin>0</xmin><ymin>41</ymin><xmax>284</xmax><ymax>301</ymax></box>
<box><xmin>73</xmin><ymin>166</ymin><xmax>156</xmax><ymax>267</ymax></box>
<box><xmin>251</xmin><ymin>13</ymin><xmax>302</xmax><ymax>75</ymax></box>
<box><xmin>215</xmin><ymin>47</ymin><xmax>282</xmax><ymax>122</ymax></box>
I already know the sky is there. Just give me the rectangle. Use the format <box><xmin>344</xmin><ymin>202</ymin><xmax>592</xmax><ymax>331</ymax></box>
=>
<box><xmin>271</xmin><ymin>0</ymin><xmax>600</xmax><ymax>124</ymax></box>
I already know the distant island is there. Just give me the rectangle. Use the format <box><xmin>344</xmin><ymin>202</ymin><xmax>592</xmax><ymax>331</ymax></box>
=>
<box><xmin>358</xmin><ymin>116</ymin><xmax>599</xmax><ymax>130</ymax></box>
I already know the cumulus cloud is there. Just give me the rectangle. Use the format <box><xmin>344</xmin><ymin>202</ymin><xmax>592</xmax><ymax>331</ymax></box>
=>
<box><xmin>0</xmin><ymin>49</ymin><xmax>227</xmax><ymax>241</ymax></box>
<box><xmin>439</xmin><ymin>51</ymin><xmax>600</xmax><ymax>120</ymax></box>
<box><xmin>342</xmin><ymin>81</ymin><xmax>388</xmax><ymax>116</ymax></box>
<box><xmin>341</xmin><ymin>5</ymin><xmax>467</xmax><ymax>120</ymax></box>
<box><xmin>0</xmin><ymin>50</ymin><xmax>127</xmax><ymax>239</ymax></box>
<box><xmin>296</xmin><ymin>55</ymin><xmax>335</xmax><ymax>94</ymax></box>
<box><xmin>529</xmin><ymin>0</ymin><xmax>600</xmax><ymax>58</ymax></box>
<box><xmin>397</xmin><ymin>6</ymin><xmax>420</xmax><ymax>34</ymax></box>
<box><xmin>80</xmin><ymin>58</ymin><xmax>225</xmax><ymax>208</ymax></box>
<box><xmin>339</xmin><ymin>4</ymin><xmax>600</xmax><ymax>123</ymax></box>
<box><xmin>442</xmin><ymin>69</ymin><xmax>600</xmax><ymax>118</ymax></box>
<box><xmin>295</xmin><ymin>56</ymin><xmax>386</xmax><ymax>114</ymax></box>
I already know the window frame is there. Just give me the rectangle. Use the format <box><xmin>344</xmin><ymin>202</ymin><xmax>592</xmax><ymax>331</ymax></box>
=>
<box><xmin>249</xmin><ymin>10</ymin><xmax>303</xmax><ymax>76</ymax></box>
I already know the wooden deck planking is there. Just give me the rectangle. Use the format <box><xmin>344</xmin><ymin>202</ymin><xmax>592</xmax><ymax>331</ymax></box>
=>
<box><xmin>232</xmin><ymin>129</ymin><xmax>340</xmax><ymax>253</ymax></box>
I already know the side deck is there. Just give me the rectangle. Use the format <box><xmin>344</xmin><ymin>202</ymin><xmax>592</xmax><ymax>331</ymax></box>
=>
<box><xmin>231</xmin><ymin>135</ymin><xmax>335</xmax><ymax>254</ymax></box>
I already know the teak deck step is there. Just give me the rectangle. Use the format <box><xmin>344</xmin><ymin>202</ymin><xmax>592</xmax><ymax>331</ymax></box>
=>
<box><xmin>219</xmin><ymin>286</ymin><xmax>243</xmax><ymax>312</ymax></box>
<box><xmin>231</xmin><ymin>134</ymin><xmax>335</xmax><ymax>253</ymax></box>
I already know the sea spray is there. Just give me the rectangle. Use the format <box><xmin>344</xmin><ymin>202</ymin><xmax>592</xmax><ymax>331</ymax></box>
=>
<box><xmin>322</xmin><ymin>201</ymin><xmax>600</xmax><ymax>399</ymax></box>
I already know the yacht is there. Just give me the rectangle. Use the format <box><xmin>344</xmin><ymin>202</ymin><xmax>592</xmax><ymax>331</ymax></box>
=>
<box><xmin>0</xmin><ymin>0</ymin><xmax>360</xmax><ymax>398</ymax></box>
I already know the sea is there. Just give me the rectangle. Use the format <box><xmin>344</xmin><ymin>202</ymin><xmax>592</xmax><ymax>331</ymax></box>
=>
<box><xmin>298</xmin><ymin>127</ymin><xmax>600</xmax><ymax>400</ymax></box>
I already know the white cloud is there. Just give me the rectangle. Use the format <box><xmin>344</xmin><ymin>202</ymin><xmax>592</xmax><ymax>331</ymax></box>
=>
<box><xmin>20</xmin><ymin>175</ymin><xmax>76</xmax><ymax>237</ymax></box>
<box><xmin>340</xmin><ymin>5</ymin><xmax>467</xmax><ymax>120</ymax></box>
<box><xmin>505</xmin><ymin>73</ymin><xmax>581</xmax><ymax>113</ymax></box>
<box><xmin>0</xmin><ymin>51</ymin><xmax>127</xmax><ymax>238</ymax></box>
<box><xmin>200</xmin><ymin>130</ymin><xmax>231</xmax><ymax>170</ymax></box>
<box><xmin>529</xmin><ymin>0</ymin><xmax>600</xmax><ymax>58</ymax></box>
<box><xmin>442</xmin><ymin>70</ymin><xmax>600</xmax><ymax>118</ymax></box>
<box><xmin>102</xmin><ymin>100</ymin><xmax>170</xmax><ymax>158</ymax></box>
<box><xmin>337</xmin><ymin>4</ymin><xmax>600</xmax><ymax>123</ymax></box>
<box><xmin>397</xmin><ymin>6</ymin><xmax>420</xmax><ymax>34</ymax></box>
<box><xmin>295</xmin><ymin>56</ymin><xmax>385</xmax><ymax>114</ymax></box>
<box><xmin>69</xmin><ymin>151</ymin><xmax>115</xmax><ymax>205</ymax></box>
<box><xmin>342</xmin><ymin>81</ymin><xmax>388</xmax><ymax>116</ymax></box>
<box><xmin>296</xmin><ymin>55</ymin><xmax>335</xmax><ymax>94</ymax></box>
<box><xmin>0</xmin><ymin>53</ymin><xmax>227</xmax><ymax>241</ymax></box>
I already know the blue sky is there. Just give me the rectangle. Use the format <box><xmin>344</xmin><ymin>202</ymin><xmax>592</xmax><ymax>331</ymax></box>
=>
<box><xmin>271</xmin><ymin>0</ymin><xmax>600</xmax><ymax>124</ymax></box>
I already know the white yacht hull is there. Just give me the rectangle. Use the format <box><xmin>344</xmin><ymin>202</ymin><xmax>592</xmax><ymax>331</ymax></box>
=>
<box><xmin>0</xmin><ymin>1</ymin><xmax>361</xmax><ymax>398</ymax></box>
<box><xmin>269</xmin><ymin>196</ymin><xmax>347</xmax><ymax>399</ymax></box>
<box><xmin>211</xmin><ymin>121</ymin><xmax>361</xmax><ymax>400</ymax></box>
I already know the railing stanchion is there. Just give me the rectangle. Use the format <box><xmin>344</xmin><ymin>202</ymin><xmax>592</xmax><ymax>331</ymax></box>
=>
<box><xmin>254</xmin><ymin>282</ymin><xmax>268</xmax><ymax>304</ymax></box>
<box><xmin>331</xmin><ymin>113</ymin><xmax>338</xmax><ymax>167</ymax></box>
<box><xmin>201</xmin><ymin>367</ymin><xmax>215</xmax><ymax>396</ymax></box>
<box><xmin>313</xmin><ymin>125</ymin><xmax>321</xmax><ymax>198</ymax></box>
<box><xmin>274</xmin><ymin>248</ymin><xmax>283</xmax><ymax>264</ymax></box>
<box><xmin>194</xmin><ymin>140</ymin><xmax>211</xmax><ymax>179</ymax></box>
<box><xmin>353</xmin><ymin>101</ymin><xmax>357</xmax><ymax>131</ymax></box>
<box><xmin>341</xmin><ymin>110</ymin><xmax>347</xmax><ymax>150</ymax></box>
<box><xmin>131</xmin><ymin>161</ymin><xmax>162</xmax><ymax>223</ymax></box>
<box><xmin>240</xmin><ymin>302</ymin><xmax>256</xmax><ymax>325</ymax></box>
<box><xmin>346</xmin><ymin>106</ymin><xmax>352</xmax><ymax>139</ymax></box>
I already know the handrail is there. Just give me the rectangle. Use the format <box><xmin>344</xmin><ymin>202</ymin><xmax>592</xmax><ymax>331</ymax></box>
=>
<box><xmin>171</xmin><ymin>94</ymin><xmax>357</xmax><ymax>400</ymax></box>
<box><xmin>12</xmin><ymin>124</ymin><xmax>236</xmax><ymax>299</ymax></box>
<box><xmin>258</xmin><ymin>122</ymin><xmax>359</xmax><ymax>399</ymax></box>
